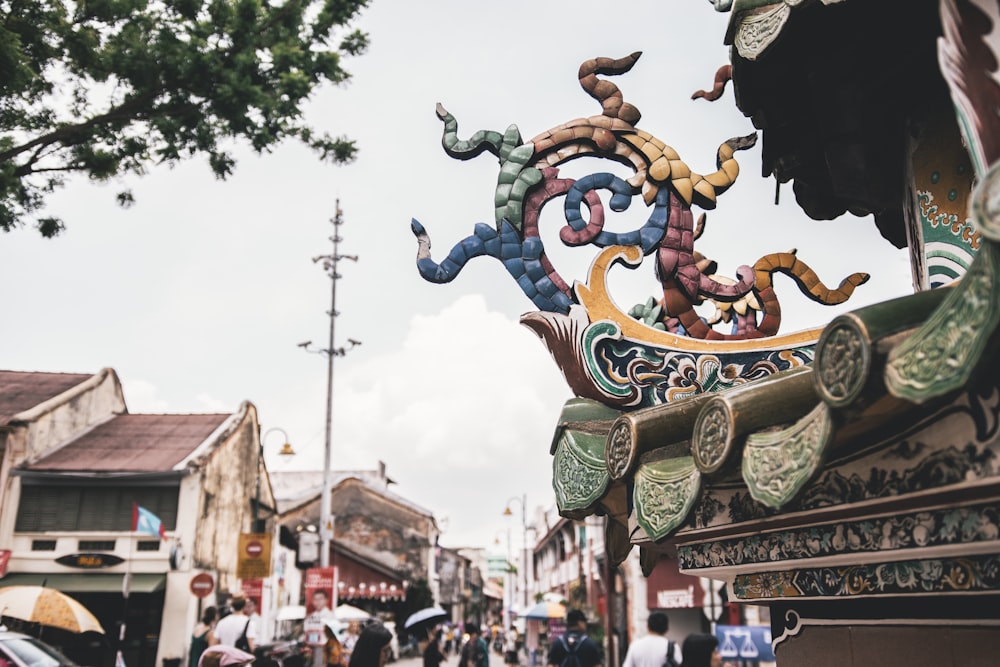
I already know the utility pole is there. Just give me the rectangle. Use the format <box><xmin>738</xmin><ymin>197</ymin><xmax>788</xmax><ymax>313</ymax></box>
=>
<box><xmin>301</xmin><ymin>199</ymin><xmax>359</xmax><ymax>568</ymax></box>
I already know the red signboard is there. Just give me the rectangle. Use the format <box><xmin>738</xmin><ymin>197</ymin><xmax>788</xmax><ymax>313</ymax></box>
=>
<box><xmin>304</xmin><ymin>566</ymin><xmax>337</xmax><ymax>615</ymax></box>
<box><xmin>0</xmin><ymin>549</ymin><xmax>10</xmax><ymax>578</ymax></box>
<box><xmin>190</xmin><ymin>573</ymin><xmax>215</xmax><ymax>598</ymax></box>
<box><xmin>241</xmin><ymin>578</ymin><xmax>263</xmax><ymax>610</ymax></box>
<box><xmin>646</xmin><ymin>557</ymin><xmax>705</xmax><ymax>609</ymax></box>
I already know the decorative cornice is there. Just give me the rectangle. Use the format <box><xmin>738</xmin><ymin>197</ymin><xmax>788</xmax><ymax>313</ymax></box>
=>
<box><xmin>732</xmin><ymin>554</ymin><xmax>1000</xmax><ymax>601</ymax></box>
<box><xmin>814</xmin><ymin>320</ymin><xmax>869</xmax><ymax>407</ymax></box>
<box><xmin>885</xmin><ymin>241</ymin><xmax>999</xmax><ymax>402</ymax></box>
<box><xmin>633</xmin><ymin>455</ymin><xmax>701</xmax><ymax>541</ymax></box>
<box><xmin>606</xmin><ymin>517</ymin><xmax>633</xmax><ymax>566</ymax></box>
<box><xmin>732</xmin><ymin>3</ymin><xmax>792</xmax><ymax>61</ymax></box>
<box><xmin>553</xmin><ymin>429</ymin><xmax>610</xmax><ymax>519</ymax></box>
<box><xmin>692</xmin><ymin>366</ymin><xmax>815</xmax><ymax>476</ymax></box>
<box><xmin>742</xmin><ymin>402</ymin><xmax>832</xmax><ymax>509</ymax></box>
<box><xmin>886</xmin><ymin>163</ymin><xmax>1000</xmax><ymax>402</ymax></box>
<box><xmin>677</xmin><ymin>501</ymin><xmax>1000</xmax><ymax>571</ymax></box>
<box><xmin>692</xmin><ymin>401</ymin><xmax>731</xmax><ymax>474</ymax></box>
<box><xmin>605</xmin><ymin>394</ymin><xmax>708</xmax><ymax>482</ymax></box>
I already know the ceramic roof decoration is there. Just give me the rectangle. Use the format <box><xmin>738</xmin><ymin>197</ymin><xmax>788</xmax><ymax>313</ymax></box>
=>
<box><xmin>411</xmin><ymin>3</ymin><xmax>1000</xmax><ymax>661</ymax></box>
<box><xmin>411</xmin><ymin>52</ymin><xmax>869</xmax><ymax>412</ymax></box>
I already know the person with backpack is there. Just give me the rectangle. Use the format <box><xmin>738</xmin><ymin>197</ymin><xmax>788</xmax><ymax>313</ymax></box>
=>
<box><xmin>459</xmin><ymin>622</ymin><xmax>490</xmax><ymax>667</ymax></box>
<box><xmin>622</xmin><ymin>612</ymin><xmax>681</xmax><ymax>667</ymax></box>
<box><xmin>546</xmin><ymin>609</ymin><xmax>602</xmax><ymax>667</ymax></box>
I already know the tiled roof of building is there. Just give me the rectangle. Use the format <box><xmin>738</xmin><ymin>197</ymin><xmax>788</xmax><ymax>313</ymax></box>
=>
<box><xmin>25</xmin><ymin>413</ymin><xmax>230</xmax><ymax>472</ymax></box>
<box><xmin>271</xmin><ymin>469</ymin><xmax>434</xmax><ymax>519</ymax></box>
<box><xmin>0</xmin><ymin>370</ymin><xmax>95</xmax><ymax>426</ymax></box>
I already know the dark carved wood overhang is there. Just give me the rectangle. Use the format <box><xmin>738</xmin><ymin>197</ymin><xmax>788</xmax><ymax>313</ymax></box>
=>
<box><xmin>724</xmin><ymin>0</ymin><xmax>950</xmax><ymax>248</ymax></box>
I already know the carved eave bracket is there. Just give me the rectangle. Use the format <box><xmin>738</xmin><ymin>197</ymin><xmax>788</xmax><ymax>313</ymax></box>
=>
<box><xmin>742</xmin><ymin>402</ymin><xmax>832</xmax><ymax>508</ymax></box>
<box><xmin>885</xmin><ymin>167</ymin><xmax>1000</xmax><ymax>402</ymax></box>
<box><xmin>633</xmin><ymin>454</ymin><xmax>702</xmax><ymax>542</ymax></box>
<box><xmin>725</xmin><ymin>0</ymin><xmax>848</xmax><ymax>61</ymax></box>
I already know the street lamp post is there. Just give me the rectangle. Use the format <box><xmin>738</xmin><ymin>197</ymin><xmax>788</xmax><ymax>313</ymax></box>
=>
<box><xmin>254</xmin><ymin>427</ymin><xmax>296</xmax><ymax>532</ymax></box>
<box><xmin>301</xmin><ymin>200</ymin><xmax>360</xmax><ymax>568</ymax></box>
<box><xmin>503</xmin><ymin>494</ymin><xmax>529</xmax><ymax>611</ymax></box>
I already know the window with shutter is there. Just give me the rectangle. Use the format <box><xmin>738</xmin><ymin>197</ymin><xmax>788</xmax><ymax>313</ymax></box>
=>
<box><xmin>16</xmin><ymin>484</ymin><xmax>179</xmax><ymax>531</ymax></box>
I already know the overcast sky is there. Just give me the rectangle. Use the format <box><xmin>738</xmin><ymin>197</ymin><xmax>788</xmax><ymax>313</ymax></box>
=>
<box><xmin>0</xmin><ymin>1</ymin><xmax>913</xmax><ymax>555</ymax></box>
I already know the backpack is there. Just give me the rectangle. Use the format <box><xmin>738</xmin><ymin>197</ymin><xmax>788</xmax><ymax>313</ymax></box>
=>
<box><xmin>557</xmin><ymin>635</ymin><xmax>583</xmax><ymax>667</ymax></box>
<box><xmin>664</xmin><ymin>640</ymin><xmax>679</xmax><ymax>667</ymax></box>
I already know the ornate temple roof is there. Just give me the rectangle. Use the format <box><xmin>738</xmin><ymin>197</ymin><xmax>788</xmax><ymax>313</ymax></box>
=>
<box><xmin>724</xmin><ymin>0</ymin><xmax>947</xmax><ymax>246</ymax></box>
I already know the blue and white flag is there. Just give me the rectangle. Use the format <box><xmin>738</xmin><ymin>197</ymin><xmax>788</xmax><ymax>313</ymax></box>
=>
<box><xmin>132</xmin><ymin>503</ymin><xmax>166</xmax><ymax>539</ymax></box>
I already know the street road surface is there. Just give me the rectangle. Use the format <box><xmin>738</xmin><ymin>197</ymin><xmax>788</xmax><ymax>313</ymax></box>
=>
<box><xmin>393</xmin><ymin>648</ymin><xmax>515</xmax><ymax>667</ymax></box>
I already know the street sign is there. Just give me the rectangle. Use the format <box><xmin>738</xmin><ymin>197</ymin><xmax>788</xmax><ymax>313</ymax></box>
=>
<box><xmin>56</xmin><ymin>553</ymin><xmax>125</xmax><ymax>569</ymax></box>
<box><xmin>190</xmin><ymin>573</ymin><xmax>215</xmax><ymax>598</ymax></box>
<box><xmin>715</xmin><ymin>625</ymin><xmax>774</xmax><ymax>662</ymax></box>
<box><xmin>237</xmin><ymin>532</ymin><xmax>272</xmax><ymax>579</ymax></box>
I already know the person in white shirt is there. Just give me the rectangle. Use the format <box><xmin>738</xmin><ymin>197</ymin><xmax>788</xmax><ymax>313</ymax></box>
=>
<box><xmin>245</xmin><ymin>598</ymin><xmax>264</xmax><ymax>646</ymax></box>
<box><xmin>215</xmin><ymin>595</ymin><xmax>257</xmax><ymax>652</ymax></box>
<box><xmin>621</xmin><ymin>612</ymin><xmax>682</xmax><ymax>667</ymax></box>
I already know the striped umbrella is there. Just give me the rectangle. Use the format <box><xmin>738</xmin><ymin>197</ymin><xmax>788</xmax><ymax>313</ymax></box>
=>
<box><xmin>523</xmin><ymin>601</ymin><xmax>566</xmax><ymax>620</ymax></box>
<box><xmin>0</xmin><ymin>585</ymin><xmax>105</xmax><ymax>634</ymax></box>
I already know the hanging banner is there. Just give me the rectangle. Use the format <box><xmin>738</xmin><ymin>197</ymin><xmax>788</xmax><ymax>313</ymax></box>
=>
<box><xmin>237</xmin><ymin>533</ymin><xmax>272</xmax><ymax>579</ymax></box>
<box><xmin>305</xmin><ymin>566</ymin><xmax>336</xmax><ymax>615</ymax></box>
<box><xmin>304</xmin><ymin>566</ymin><xmax>336</xmax><ymax>646</ymax></box>
<box><xmin>241</xmin><ymin>578</ymin><xmax>263</xmax><ymax>610</ymax></box>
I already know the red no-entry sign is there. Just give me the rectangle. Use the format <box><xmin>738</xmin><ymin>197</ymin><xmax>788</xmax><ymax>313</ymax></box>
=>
<box><xmin>246</xmin><ymin>541</ymin><xmax>263</xmax><ymax>557</ymax></box>
<box><xmin>190</xmin><ymin>573</ymin><xmax>215</xmax><ymax>598</ymax></box>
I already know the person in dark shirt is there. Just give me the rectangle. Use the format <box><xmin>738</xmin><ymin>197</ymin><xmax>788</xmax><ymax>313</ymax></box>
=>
<box><xmin>424</xmin><ymin>630</ymin><xmax>446</xmax><ymax>667</ymax></box>
<box><xmin>546</xmin><ymin>609</ymin><xmax>602</xmax><ymax>667</ymax></box>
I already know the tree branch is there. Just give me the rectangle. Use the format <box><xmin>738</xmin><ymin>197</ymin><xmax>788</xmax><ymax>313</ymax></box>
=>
<box><xmin>0</xmin><ymin>90</ymin><xmax>159</xmax><ymax>164</ymax></box>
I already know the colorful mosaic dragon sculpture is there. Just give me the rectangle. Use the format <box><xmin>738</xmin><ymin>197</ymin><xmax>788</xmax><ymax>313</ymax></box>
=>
<box><xmin>412</xmin><ymin>53</ymin><xmax>870</xmax><ymax>407</ymax></box>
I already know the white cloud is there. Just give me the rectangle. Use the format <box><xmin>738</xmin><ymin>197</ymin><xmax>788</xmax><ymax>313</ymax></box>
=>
<box><xmin>196</xmin><ymin>393</ymin><xmax>232</xmax><ymax>412</ymax></box>
<box><xmin>287</xmin><ymin>294</ymin><xmax>571</xmax><ymax>548</ymax></box>
<box><xmin>122</xmin><ymin>379</ymin><xmax>170</xmax><ymax>413</ymax></box>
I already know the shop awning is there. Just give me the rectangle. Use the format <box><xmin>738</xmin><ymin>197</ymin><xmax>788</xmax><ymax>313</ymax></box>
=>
<box><xmin>0</xmin><ymin>573</ymin><xmax>166</xmax><ymax>593</ymax></box>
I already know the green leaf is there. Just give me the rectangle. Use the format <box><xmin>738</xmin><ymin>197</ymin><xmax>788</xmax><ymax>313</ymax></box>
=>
<box><xmin>0</xmin><ymin>0</ymin><xmax>369</xmax><ymax>234</ymax></box>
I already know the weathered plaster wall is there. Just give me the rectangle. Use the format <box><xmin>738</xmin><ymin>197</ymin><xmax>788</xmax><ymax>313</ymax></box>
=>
<box><xmin>190</xmin><ymin>402</ymin><xmax>270</xmax><ymax>594</ymax></box>
<box><xmin>331</xmin><ymin>479</ymin><xmax>435</xmax><ymax>580</ymax></box>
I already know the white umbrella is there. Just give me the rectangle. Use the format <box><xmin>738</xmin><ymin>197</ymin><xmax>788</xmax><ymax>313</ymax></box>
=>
<box><xmin>334</xmin><ymin>604</ymin><xmax>372</xmax><ymax>621</ymax></box>
<box><xmin>404</xmin><ymin>606</ymin><xmax>448</xmax><ymax>630</ymax></box>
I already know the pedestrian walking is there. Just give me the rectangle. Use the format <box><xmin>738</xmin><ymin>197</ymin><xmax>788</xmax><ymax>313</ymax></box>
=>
<box><xmin>348</xmin><ymin>622</ymin><xmax>394</xmax><ymax>667</ymax></box>
<box><xmin>681</xmin><ymin>633</ymin><xmax>722</xmax><ymax>667</ymax></box>
<box><xmin>445</xmin><ymin>626</ymin><xmax>455</xmax><ymax>655</ymax></box>
<box><xmin>324</xmin><ymin>621</ymin><xmax>345</xmax><ymax>667</ymax></box>
<box><xmin>342</xmin><ymin>621</ymin><xmax>362</xmax><ymax>665</ymax></box>
<box><xmin>503</xmin><ymin>626</ymin><xmax>519</xmax><ymax>667</ymax></box>
<box><xmin>215</xmin><ymin>595</ymin><xmax>257</xmax><ymax>653</ymax></box>
<box><xmin>621</xmin><ymin>612</ymin><xmax>681</xmax><ymax>667</ymax></box>
<box><xmin>189</xmin><ymin>607</ymin><xmax>219</xmax><ymax>667</ymax></box>
<box><xmin>546</xmin><ymin>609</ymin><xmax>602</xmax><ymax>667</ymax></box>
<box><xmin>424</xmin><ymin>630</ymin><xmax>446</xmax><ymax>667</ymax></box>
<box><xmin>459</xmin><ymin>622</ymin><xmax>489</xmax><ymax>667</ymax></box>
